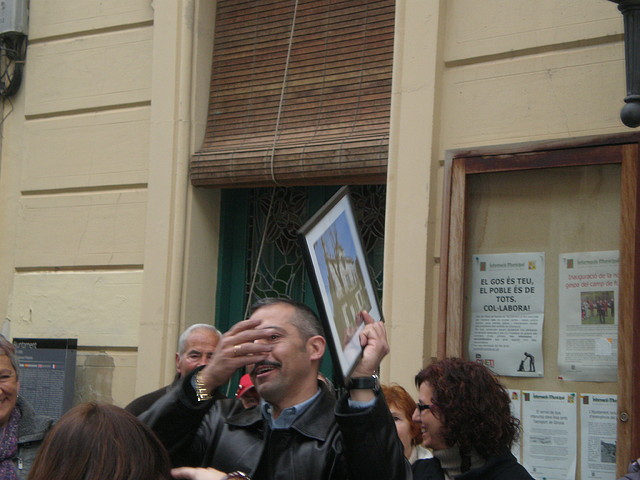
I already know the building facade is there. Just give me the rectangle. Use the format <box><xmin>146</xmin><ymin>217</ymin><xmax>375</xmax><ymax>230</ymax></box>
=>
<box><xmin>0</xmin><ymin>0</ymin><xmax>634</xmax><ymax>473</ymax></box>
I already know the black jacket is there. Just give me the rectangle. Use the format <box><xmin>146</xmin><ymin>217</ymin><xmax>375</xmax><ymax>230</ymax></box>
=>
<box><xmin>125</xmin><ymin>377</ymin><xmax>225</xmax><ymax>417</ymax></box>
<box><xmin>412</xmin><ymin>450</ymin><xmax>534</xmax><ymax>480</ymax></box>
<box><xmin>125</xmin><ymin>384</ymin><xmax>173</xmax><ymax>416</ymax></box>
<box><xmin>140</xmin><ymin>370</ymin><xmax>410</xmax><ymax>480</ymax></box>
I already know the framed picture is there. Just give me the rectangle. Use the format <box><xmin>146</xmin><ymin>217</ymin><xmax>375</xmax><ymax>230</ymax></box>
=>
<box><xmin>298</xmin><ymin>186</ymin><xmax>383</xmax><ymax>386</ymax></box>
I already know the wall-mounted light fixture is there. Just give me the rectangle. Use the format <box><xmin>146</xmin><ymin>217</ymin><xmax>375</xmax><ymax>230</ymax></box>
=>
<box><xmin>0</xmin><ymin>0</ymin><xmax>28</xmax><ymax>98</ymax></box>
<box><xmin>610</xmin><ymin>0</ymin><xmax>640</xmax><ymax>127</ymax></box>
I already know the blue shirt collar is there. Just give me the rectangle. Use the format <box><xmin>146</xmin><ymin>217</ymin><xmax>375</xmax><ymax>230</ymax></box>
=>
<box><xmin>261</xmin><ymin>388</ymin><xmax>321</xmax><ymax>429</ymax></box>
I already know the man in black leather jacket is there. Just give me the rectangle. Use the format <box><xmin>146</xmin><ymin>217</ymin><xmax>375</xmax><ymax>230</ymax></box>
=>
<box><xmin>141</xmin><ymin>298</ymin><xmax>410</xmax><ymax>480</ymax></box>
<box><xmin>125</xmin><ymin>323</ymin><xmax>223</xmax><ymax>416</ymax></box>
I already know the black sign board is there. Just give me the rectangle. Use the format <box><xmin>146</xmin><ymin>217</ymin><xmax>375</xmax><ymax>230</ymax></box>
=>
<box><xmin>13</xmin><ymin>338</ymin><xmax>77</xmax><ymax>419</ymax></box>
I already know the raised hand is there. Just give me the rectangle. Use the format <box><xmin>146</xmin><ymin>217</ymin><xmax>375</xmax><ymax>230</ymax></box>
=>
<box><xmin>200</xmin><ymin>318</ymin><xmax>274</xmax><ymax>391</ymax></box>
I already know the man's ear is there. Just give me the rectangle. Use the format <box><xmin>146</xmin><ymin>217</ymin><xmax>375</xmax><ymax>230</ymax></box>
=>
<box><xmin>175</xmin><ymin>352</ymin><xmax>180</xmax><ymax>372</ymax></box>
<box><xmin>306</xmin><ymin>335</ymin><xmax>326</xmax><ymax>361</ymax></box>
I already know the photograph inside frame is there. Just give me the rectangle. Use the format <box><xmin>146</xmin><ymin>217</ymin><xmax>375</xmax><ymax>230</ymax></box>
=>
<box><xmin>298</xmin><ymin>186</ymin><xmax>382</xmax><ymax>385</ymax></box>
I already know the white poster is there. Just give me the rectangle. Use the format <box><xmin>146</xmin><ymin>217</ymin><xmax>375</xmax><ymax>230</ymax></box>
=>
<box><xmin>469</xmin><ymin>253</ymin><xmax>545</xmax><ymax>376</ymax></box>
<box><xmin>522</xmin><ymin>391</ymin><xmax>577</xmax><ymax>480</ymax></box>
<box><xmin>510</xmin><ymin>389</ymin><xmax>523</xmax><ymax>462</ymax></box>
<box><xmin>580</xmin><ymin>394</ymin><xmax>617</xmax><ymax>480</ymax></box>
<box><xmin>558</xmin><ymin>251</ymin><xmax>619</xmax><ymax>381</ymax></box>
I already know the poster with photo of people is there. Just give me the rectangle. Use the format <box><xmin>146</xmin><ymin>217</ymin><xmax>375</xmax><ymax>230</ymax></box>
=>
<box><xmin>558</xmin><ymin>251</ymin><xmax>619</xmax><ymax>382</ymax></box>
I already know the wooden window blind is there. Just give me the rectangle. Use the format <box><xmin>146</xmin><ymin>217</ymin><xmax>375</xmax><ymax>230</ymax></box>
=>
<box><xmin>190</xmin><ymin>0</ymin><xmax>394</xmax><ymax>188</ymax></box>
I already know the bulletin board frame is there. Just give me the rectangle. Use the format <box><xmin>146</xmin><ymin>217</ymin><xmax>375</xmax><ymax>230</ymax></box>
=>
<box><xmin>438</xmin><ymin>133</ymin><xmax>640</xmax><ymax>477</ymax></box>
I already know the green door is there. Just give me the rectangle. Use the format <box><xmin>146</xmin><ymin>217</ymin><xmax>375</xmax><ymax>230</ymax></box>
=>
<box><xmin>215</xmin><ymin>185</ymin><xmax>385</xmax><ymax>393</ymax></box>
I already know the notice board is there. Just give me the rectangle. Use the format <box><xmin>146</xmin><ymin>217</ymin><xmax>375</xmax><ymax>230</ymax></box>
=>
<box><xmin>13</xmin><ymin>338</ymin><xmax>77</xmax><ymax>419</ymax></box>
<box><xmin>439</xmin><ymin>134</ymin><xmax>640</xmax><ymax>478</ymax></box>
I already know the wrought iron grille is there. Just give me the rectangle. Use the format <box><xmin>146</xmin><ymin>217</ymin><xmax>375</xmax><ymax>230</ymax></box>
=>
<box><xmin>244</xmin><ymin>185</ymin><xmax>386</xmax><ymax>312</ymax></box>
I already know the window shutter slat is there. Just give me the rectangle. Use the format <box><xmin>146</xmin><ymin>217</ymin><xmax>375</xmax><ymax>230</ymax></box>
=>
<box><xmin>191</xmin><ymin>0</ymin><xmax>394</xmax><ymax>187</ymax></box>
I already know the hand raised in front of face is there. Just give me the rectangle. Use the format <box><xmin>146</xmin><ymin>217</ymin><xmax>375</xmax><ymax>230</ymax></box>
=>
<box><xmin>200</xmin><ymin>318</ymin><xmax>274</xmax><ymax>391</ymax></box>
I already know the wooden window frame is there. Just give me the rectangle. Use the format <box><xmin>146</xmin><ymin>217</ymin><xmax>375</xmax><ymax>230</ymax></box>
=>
<box><xmin>438</xmin><ymin>133</ymin><xmax>640</xmax><ymax>476</ymax></box>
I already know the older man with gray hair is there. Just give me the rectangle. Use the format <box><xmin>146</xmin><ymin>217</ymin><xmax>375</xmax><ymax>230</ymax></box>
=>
<box><xmin>126</xmin><ymin>323</ymin><xmax>223</xmax><ymax>416</ymax></box>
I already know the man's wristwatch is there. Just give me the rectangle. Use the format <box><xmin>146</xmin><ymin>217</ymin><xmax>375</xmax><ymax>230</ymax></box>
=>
<box><xmin>223</xmin><ymin>472</ymin><xmax>251</xmax><ymax>480</ymax></box>
<box><xmin>347</xmin><ymin>374</ymin><xmax>380</xmax><ymax>393</ymax></box>
<box><xmin>194</xmin><ymin>371</ymin><xmax>213</xmax><ymax>401</ymax></box>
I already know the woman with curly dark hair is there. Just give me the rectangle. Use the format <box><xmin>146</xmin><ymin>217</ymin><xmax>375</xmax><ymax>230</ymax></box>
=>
<box><xmin>411</xmin><ymin>358</ymin><xmax>533</xmax><ymax>480</ymax></box>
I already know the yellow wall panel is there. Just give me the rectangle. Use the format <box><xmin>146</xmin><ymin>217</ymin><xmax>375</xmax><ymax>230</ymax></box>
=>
<box><xmin>445</xmin><ymin>0</ymin><xmax>621</xmax><ymax>63</ymax></box>
<box><xmin>29</xmin><ymin>0</ymin><xmax>153</xmax><ymax>40</ymax></box>
<box><xmin>75</xmin><ymin>350</ymin><xmax>138</xmax><ymax>407</ymax></box>
<box><xmin>22</xmin><ymin>108</ymin><xmax>150</xmax><ymax>191</ymax></box>
<box><xmin>15</xmin><ymin>190</ymin><xmax>147</xmax><ymax>268</ymax></box>
<box><xmin>440</xmin><ymin>43</ymin><xmax>627</xmax><ymax>150</ymax></box>
<box><xmin>8</xmin><ymin>271</ymin><xmax>142</xmax><ymax>347</ymax></box>
<box><xmin>24</xmin><ymin>28</ymin><xmax>152</xmax><ymax>116</ymax></box>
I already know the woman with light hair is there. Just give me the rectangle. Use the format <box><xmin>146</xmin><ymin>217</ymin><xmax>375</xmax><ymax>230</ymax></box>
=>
<box><xmin>0</xmin><ymin>335</ymin><xmax>53</xmax><ymax>479</ymax></box>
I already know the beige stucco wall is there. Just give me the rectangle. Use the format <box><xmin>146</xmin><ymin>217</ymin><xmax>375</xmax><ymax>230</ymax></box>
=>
<box><xmin>0</xmin><ymin>0</ymin><xmax>220</xmax><ymax>407</ymax></box>
<box><xmin>136</xmin><ymin>0</ymin><xmax>220</xmax><ymax>399</ymax></box>
<box><xmin>382</xmin><ymin>0</ymin><xmax>444</xmax><ymax>391</ymax></box>
<box><xmin>0</xmin><ymin>0</ymin><xmax>631</xmax><ymax>410</ymax></box>
<box><xmin>0</xmin><ymin>0</ymin><xmax>154</xmax><ymax>407</ymax></box>
<box><xmin>383</xmin><ymin>0</ymin><xmax>629</xmax><ymax>393</ymax></box>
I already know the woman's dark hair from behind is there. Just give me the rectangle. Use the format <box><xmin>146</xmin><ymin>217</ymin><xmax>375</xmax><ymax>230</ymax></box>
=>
<box><xmin>414</xmin><ymin>357</ymin><xmax>520</xmax><ymax>458</ymax></box>
<box><xmin>28</xmin><ymin>402</ymin><xmax>172</xmax><ymax>480</ymax></box>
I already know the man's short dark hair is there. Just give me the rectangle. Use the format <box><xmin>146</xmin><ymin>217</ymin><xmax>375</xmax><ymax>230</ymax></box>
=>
<box><xmin>249</xmin><ymin>297</ymin><xmax>325</xmax><ymax>341</ymax></box>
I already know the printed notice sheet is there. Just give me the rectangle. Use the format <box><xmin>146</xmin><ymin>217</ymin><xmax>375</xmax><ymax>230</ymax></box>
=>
<box><xmin>469</xmin><ymin>253</ymin><xmax>545</xmax><ymax>377</ymax></box>
<box><xmin>580</xmin><ymin>394</ymin><xmax>617</xmax><ymax>480</ymax></box>
<box><xmin>522</xmin><ymin>391</ymin><xmax>577</xmax><ymax>480</ymax></box>
<box><xmin>558</xmin><ymin>251</ymin><xmax>619</xmax><ymax>381</ymax></box>
<box><xmin>510</xmin><ymin>389</ymin><xmax>523</xmax><ymax>462</ymax></box>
